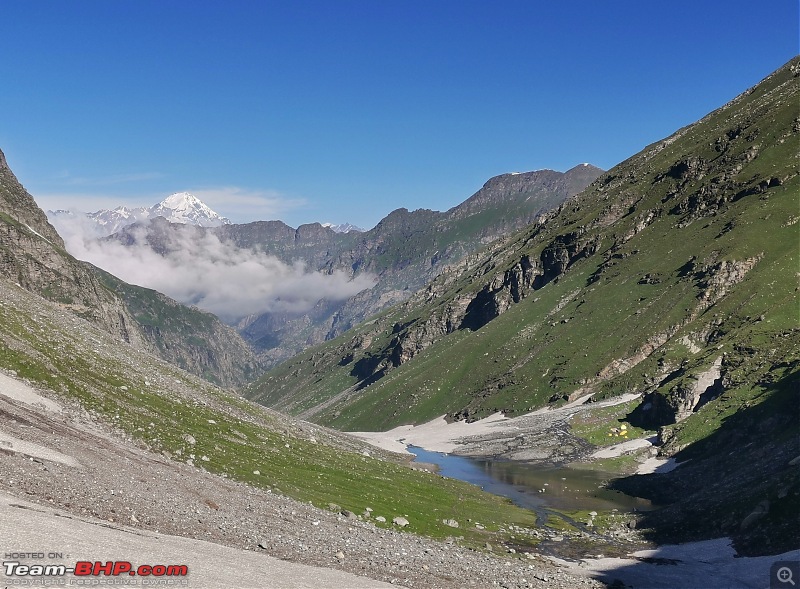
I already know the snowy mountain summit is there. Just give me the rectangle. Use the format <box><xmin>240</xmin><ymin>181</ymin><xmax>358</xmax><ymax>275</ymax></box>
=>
<box><xmin>149</xmin><ymin>192</ymin><xmax>231</xmax><ymax>228</ymax></box>
<box><xmin>321</xmin><ymin>222</ymin><xmax>364</xmax><ymax>233</ymax></box>
<box><xmin>49</xmin><ymin>192</ymin><xmax>231</xmax><ymax>237</ymax></box>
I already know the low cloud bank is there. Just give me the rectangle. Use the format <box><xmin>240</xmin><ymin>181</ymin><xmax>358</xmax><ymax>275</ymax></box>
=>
<box><xmin>51</xmin><ymin>215</ymin><xmax>375</xmax><ymax>322</ymax></box>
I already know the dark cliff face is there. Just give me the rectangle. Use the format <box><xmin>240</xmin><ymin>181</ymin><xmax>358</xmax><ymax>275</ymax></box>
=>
<box><xmin>0</xmin><ymin>148</ymin><xmax>64</xmax><ymax>247</ymax></box>
<box><xmin>0</xmin><ymin>148</ymin><xmax>141</xmax><ymax>343</ymax></box>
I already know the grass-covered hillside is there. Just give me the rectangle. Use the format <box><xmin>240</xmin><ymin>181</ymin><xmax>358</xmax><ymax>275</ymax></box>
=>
<box><xmin>0</xmin><ymin>273</ymin><xmax>556</xmax><ymax>552</ymax></box>
<box><xmin>247</xmin><ymin>57</ymin><xmax>798</xmax><ymax>432</ymax></box>
<box><xmin>246</xmin><ymin>57</ymin><xmax>799</xmax><ymax>554</ymax></box>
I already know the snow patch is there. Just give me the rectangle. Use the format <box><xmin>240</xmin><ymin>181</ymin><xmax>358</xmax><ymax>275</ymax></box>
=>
<box><xmin>23</xmin><ymin>224</ymin><xmax>54</xmax><ymax>245</ymax></box>
<box><xmin>321</xmin><ymin>222</ymin><xmax>365</xmax><ymax>233</ymax></box>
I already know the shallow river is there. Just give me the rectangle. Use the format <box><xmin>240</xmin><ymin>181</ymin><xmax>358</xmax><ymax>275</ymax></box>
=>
<box><xmin>409</xmin><ymin>446</ymin><xmax>655</xmax><ymax>514</ymax></box>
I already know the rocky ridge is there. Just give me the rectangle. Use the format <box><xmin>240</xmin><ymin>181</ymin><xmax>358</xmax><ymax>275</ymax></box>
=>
<box><xmin>245</xmin><ymin>56</ymin><xmax>800</xmax><ymax>558</ymax></box>
<box><xmin>106</xmin><ymin>165</ymin><xmax>602</xmax><ymax>367</ymax></box>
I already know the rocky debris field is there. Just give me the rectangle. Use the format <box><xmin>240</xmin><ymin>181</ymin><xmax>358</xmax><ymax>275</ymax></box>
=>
<box><xmin>357</xmin><ymin>392</ymin><xmax>646</xmax><ymax>465</ymax></box>
<box><xmin>0</xmin><ymin>370</ymin><xmax>603</xmax><ymax>589</ymax></box>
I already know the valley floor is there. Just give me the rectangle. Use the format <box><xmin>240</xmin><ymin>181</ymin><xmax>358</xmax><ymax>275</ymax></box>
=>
<box><xmin>354</xmin><ymin>395</ymin><xmax>800</xmax><ymax>589</ymax></box>
<box><xmin>0</xmin><ymin>371</ymin><xmax>601</xmax><ymax>589</ymax></box>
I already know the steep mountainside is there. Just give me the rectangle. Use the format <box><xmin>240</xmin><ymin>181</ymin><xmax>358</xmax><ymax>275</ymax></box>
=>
<box><xmin>247</xmin><ymin>59</ymin><xmax>798</xmax><ymax>427</ymax></box>
<box><xmin>0</xmin><ymin>148</ymin><xmax>143</xmax><ymax>343</ymax></box>
<box><xmin>0</xmin><ymin>150</ymin><xmax>258</xmax><ymax>387</ymax></box>
<box><xmin>95</xmin><ymin>269</ymin><xmax>259</xmax><ymax>386</ymax></box>
<box><xmin>109</xmin><ymin>165</ymin><xmax>602</xmax><ymax>366</ymax></box>
<box><xmin>246</xmin><ymin>58</ymin><xmax>800</xmax><ymax>554</ymax></box>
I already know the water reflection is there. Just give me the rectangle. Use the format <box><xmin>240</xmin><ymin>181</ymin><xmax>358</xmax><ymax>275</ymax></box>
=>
<box><xmin>409</xmin><ymin>446</ymin><xmax>655</xmax><ymax>513</ymax></box>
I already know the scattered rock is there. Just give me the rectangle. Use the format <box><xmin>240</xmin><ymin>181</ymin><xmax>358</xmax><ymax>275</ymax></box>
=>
<box><xmin>392</xmin><ymin>516</ymin><xmax>409</xmax><ymax>527</ymax></box>
<box><xmin>443</xmin><ymin>518</ymin><xmax>459</xmax><ymax>528</ymax></box>
<box><xmin>182</xmin><ymin>434</ymin><xmax>196</xmax><ymax>445</ymax></box>
<box><xmin>740</xmin><ymin>500</ymin><xmax>770</xmax><ymax>530</ymax></box>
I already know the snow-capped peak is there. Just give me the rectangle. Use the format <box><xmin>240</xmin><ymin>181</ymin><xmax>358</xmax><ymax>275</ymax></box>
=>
<box><xmin>321</xmin><ymin>222</ymin><xmax>365</xmax><ymax>234</ymax></box>
<box><xmin>149</xmin><ymin>192</ymin><xmax>230</xmax><ymax>227</ymax></box>
<box><xmin>48</xmin><ymin>192</ymin><xmax>231</xmax><ymax>238</ymax></box>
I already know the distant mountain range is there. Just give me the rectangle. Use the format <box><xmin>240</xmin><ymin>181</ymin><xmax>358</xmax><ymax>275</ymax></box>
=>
<box><xmin>95</xmin><ymin>164</ymin><xmax>603</xmax><ymax>367</ymax></box>
<box><xmin>48</xmin><ymin>192</ymin><xmax>231</xmax><ymax>236</ymax></box>
<box><xmin>48</xmin><ymin>192</ymin><xmax>366</xmax><ymax>238</ymax></box>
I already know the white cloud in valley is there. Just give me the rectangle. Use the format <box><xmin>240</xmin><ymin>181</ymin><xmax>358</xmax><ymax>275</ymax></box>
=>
<box><xmin>52</xmin><ymin>216</ymin><xmax>375</xmax><ymax>322</ymax></box>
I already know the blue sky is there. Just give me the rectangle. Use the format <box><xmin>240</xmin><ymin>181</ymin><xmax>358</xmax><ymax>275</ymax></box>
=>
<box><xmin>1</xmin><ymin>1</ymin><xmax>797</xmax><ymax>230</ymax></box>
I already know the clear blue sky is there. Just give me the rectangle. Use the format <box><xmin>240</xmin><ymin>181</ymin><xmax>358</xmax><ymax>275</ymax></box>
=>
<box><xmin>1</xmin><ymin>1</ymin><xmax>797</xmax><ymax>229</ymax></box>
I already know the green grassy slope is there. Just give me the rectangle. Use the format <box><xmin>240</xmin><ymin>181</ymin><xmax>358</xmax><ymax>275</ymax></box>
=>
<box><xmin>247</xmin><ymin>57</ymin><xmax>798</xmax><ymax>433</ymax></box>
<box><xmin>0</xmin><ymin>274</ymin><xmax>550</xmax><ymax>550</ymax></box>
<box><xmin>245</xmin><ymin>56</ymin><xmax>800</xmax><ymax>556</ymax></box>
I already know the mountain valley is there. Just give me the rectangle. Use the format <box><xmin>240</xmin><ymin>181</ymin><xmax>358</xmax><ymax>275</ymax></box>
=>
<box><xmin>246</xmin><ymin>57</ymin><xmax>800</xmax><ymax>556</ymax></box>
<box><xmin>62</xmin><ymin>164</ymin><xmax>602</xmax><ymax>368</ymax></box>
<box><xmin>0</xmin><ymin>56</ymin><xmax>798</xmax><ymax>589</ymax></box>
